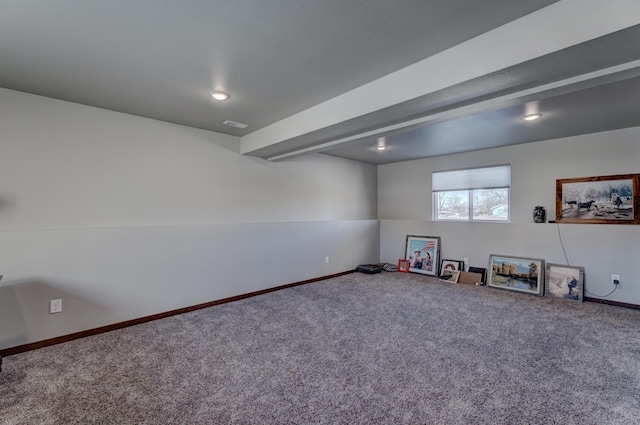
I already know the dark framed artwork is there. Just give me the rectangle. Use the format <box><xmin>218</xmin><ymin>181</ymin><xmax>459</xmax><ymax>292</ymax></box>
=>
<box><xmin>468</xmin><ymin>266</ymin><xmax>487</xmax><ymax>285</ymax></box>
<box><xmin>556</xmin><ymin>174</ymin><xmax>640</xmax><ymax>224</ymax></box>
<box><xmin>404</xmin><ymin>235</ymin><xmax>441</xmax><ymax>276</ymax></box>
<box><xmin>488</xmin><ymin>254</ymin><xmax>545</xmax><ymax>296</ymax></box>
<box><xmin>441</xmin><ymin>259</ymin><xmax>463</xmax><ymax>272</ymax></box>
<box><xmin>545</xmin><ymin>263</ymin><xmax>584</xmax><ymax>302</ymax></box>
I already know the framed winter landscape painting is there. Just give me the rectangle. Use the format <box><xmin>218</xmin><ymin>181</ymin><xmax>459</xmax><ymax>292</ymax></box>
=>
<box><xmin>545</xmin><ymin>263</ymin><xmax>584</xmax><ymax>302</ymax></box>
<box><xmin>488</xmin><ymin>254</ymin><xmax>544</xmax><ymax>296</ymax></box>
<box><xmin>556</xmin><ymin>174</ymin><xmax>640</xmax><ymax>224</ymax></box>
<box><xmin>404</xmin><ymin>235</ymin><xmax>441</xmax><ymax>276</ymax></box>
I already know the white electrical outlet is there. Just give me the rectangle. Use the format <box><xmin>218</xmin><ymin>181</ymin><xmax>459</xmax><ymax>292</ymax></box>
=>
<box><xmin>325</xmin><ymin>256</ymin><xmax>330</xmax><ymax>264</ymax></box>
<box><xmin>612</xmin><ymin>274</ymin><xmax>621</xmax><ymax>285</ymax></box>
<box><xmin>49</xmin><ymin>299</ymin><xmax>62</xmax><ymax>314</ymax></box>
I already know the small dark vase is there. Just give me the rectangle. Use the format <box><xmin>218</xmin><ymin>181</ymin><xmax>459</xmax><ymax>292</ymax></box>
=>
<box><xmin>533</xmin><ymin>206</ymin><xmax>546</xmax><ymax>223</ymax></box>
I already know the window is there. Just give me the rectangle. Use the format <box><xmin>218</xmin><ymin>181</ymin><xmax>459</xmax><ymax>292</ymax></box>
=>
<box><xmin>432</xmin><ymin>165</ymin><xmax>510</xmax><ymax>222</ymax></box>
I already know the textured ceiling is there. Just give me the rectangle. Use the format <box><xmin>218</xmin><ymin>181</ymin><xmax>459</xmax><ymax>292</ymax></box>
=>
<box><xmin>2</xmin><ymin>1</ymin><xmax>639</xmax><ymax>164</ymax></box>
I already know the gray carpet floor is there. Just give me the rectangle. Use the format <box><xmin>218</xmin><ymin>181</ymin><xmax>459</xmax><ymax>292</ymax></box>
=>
<box><xmin>1</xmin><ymin>272</ymin><xmax>640</xmax><ymax>424</ymax></box>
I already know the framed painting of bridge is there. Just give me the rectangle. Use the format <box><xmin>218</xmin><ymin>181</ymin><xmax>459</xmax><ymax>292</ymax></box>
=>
<box><xmin>556</xmin><ymin>173</ymin><xmax>640</xmax><ymax>224</ymax></box>
<box><xmin>488</xmin><ymin>254</ymin><xmax>544</xmax><ymax>296</ymax></box>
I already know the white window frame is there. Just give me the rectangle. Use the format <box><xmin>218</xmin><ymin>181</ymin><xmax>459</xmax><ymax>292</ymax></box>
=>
<box><xmin>432</xmin><ymin>165</ymin><xmax>511</xmax><ymax>222</ymax></box>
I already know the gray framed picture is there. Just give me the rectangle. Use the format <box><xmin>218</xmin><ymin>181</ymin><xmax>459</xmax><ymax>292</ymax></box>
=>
<box><xmin>488</xmin><ymin>254</ymin><xmax>544</xmax><ymax>296</ymax></box>
<box><xmin>545</xmin><ymin>263</ymin><xmax>584</xmax><ymax>302</ymax></box>
<box><xmin>404</xmin><ymin>235</ymin><xmax>441</xmax><ymax>276</ymax></box>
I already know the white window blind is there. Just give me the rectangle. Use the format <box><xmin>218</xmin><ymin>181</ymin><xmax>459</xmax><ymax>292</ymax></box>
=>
<box><xmin>432</xmin><ymin>165</ymin><xmax>511</xmax><ymax>191</ymax></box>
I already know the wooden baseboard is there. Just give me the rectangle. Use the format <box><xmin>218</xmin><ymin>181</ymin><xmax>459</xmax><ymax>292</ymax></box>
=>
<box><xmin>0</xmin><ymin>271</ymin><xmax>354</xmax><ymax>357</ymax></box>
<box><xmin>584</xmin><ymin>297</ymin><xmax>640</xmax><ymax>310</ymax></box>
<box><xmin>4</xmin><ymin>272</ymin><xmax>633</xmax><ymax>358</ymax></box>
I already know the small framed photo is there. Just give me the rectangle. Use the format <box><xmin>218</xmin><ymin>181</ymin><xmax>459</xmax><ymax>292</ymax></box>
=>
<box><xmin>398</xmin><ymin>259</ymin><xmax>410</xmax><ymax>273</ymax></box>
<box><xmin>404</xmin><ymin>235</ymin><xmax>441</xmax><ymax>276</ymax></box>
<box><xmin>468</xmin><ymin>267</ymin><xmax>487</xmax><ymax>285</ymax></box>
<box><xmin>545</xmin><ymin>263</ymin><xmax>584</xmax><ymax>302</ymax></box>
<box><xmin>441</xmin><ymin>259</ymin><xmax>463</xmax><ymax>272</ymax></box>
<box><xmin>439</xmin><ymin>269</ymin><xmax>460</xmax><ymax>283</ymax></box>
<box><xmin>488</xmin><ymin>254</ymin><xmax>545</xmax><ymax>296</ymax></box>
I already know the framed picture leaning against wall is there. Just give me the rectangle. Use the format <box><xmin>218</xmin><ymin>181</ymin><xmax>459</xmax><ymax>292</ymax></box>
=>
<box><xmin>545</xmin><ymin>263</ymin><xmax>584</xmax><ymax>302</ymax></box>
<box><xmin>405</xmin><ymin>235</ymin><xmax>441</xmax><ymax>276</ymax></box>
<box><xmin>488</xmin><ymin>254</ymin><xmax>545</xmax><ymax>296</ymax></box>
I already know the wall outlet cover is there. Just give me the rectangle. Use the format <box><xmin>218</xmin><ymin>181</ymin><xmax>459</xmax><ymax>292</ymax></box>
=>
<box><xmin>50</xmin><ymin>299</ymin><xmax>62</xmax><ymax>314</ymax></box>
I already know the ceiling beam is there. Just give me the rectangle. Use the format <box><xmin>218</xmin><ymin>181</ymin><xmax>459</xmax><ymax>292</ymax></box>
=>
<box><xmin>240</xmin><ymin>0</ymin><xmax>640</xmax><ymax>158</ymax></box>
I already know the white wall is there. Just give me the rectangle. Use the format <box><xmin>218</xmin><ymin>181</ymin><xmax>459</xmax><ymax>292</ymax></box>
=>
<box><xmin>0</xmin><ymin>88</ymin><xmax>379</xmax><ymax>350</ymax></box>
<box><xmin>379</xmin><ymin>127</ymin><xmax>640</xmax><ymax>305</ymax></box>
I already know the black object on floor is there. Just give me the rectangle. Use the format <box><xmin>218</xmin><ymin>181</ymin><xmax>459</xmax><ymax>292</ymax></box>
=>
<box><xmin>355</xmin><ymin>264</ymin><xmax>383</xmax><ymax>274</ymax></box>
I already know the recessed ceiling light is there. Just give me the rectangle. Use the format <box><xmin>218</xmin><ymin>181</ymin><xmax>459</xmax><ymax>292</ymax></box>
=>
<box><xmin>522</xmin><ymin>113</ymin><xmax>542</xmax><ymax>121</ymax></box>
<box><xmin>376</xmin><ymin>145</ymin><xmax>387</xmax><ymax>151</ymax></box>
<box><xmin>209</xmin><ymin>90</ymin><xmax>230</xmax><ymax>101</ymax></box>
<box><xmin>376</xmin><ymin>136</ymin><xmax>386</xmax><ymax>151</ymax></box>
<box><xmin>222</xmin><ymin>120</ymin><xmax>249</xmax><ymax>129</ymax></box>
